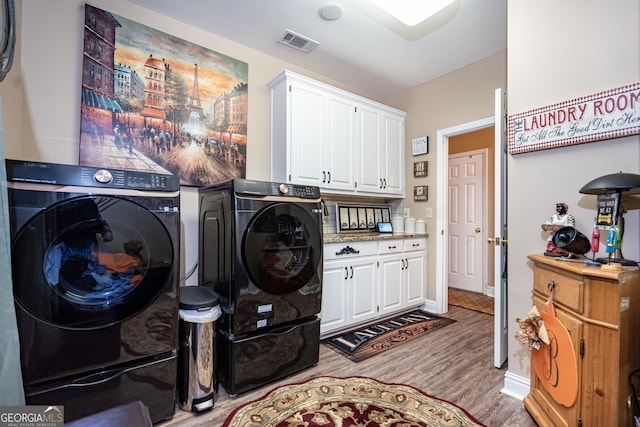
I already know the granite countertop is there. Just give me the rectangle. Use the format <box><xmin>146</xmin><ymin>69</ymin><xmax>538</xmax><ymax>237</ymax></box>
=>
<box><xmin>323</xmin><ymin>232</ymin><xmax>428</xmax><ymax>243</ymax></box>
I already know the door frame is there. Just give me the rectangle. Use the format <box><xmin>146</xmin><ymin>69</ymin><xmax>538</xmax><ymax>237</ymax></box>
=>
<box><xmin>435</xmin><ymin>116</ymin><xmax>494</xmax><ymax>313</ymax></box>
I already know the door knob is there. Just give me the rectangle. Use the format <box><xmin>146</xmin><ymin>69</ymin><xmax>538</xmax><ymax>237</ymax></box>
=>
<box><xmin>475</xmin><ymin>227</ymin><xmax>481</xmax><ymax>233</ymax></box>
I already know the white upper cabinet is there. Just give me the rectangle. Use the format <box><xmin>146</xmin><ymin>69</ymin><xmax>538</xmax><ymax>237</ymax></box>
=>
<box><xmin>270</xmin><ymin>70</ymin><xmax>405</xmax><ymax>197</ymax></box>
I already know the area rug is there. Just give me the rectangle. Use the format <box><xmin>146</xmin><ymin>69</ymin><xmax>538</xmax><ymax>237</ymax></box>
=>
<box><xmin>222</xmin><ymin>376</ymin><xmax>486</xmax><ymax>427</ymax></box>
<box><xmin>321</xmin><ymin>310</ymin><xmax>456</xmax><ymax>363</ymax></box>
<box><xmin>448</xmin><ymin>288</ymin><xmax>494</xmax><ymax>315</ymax></box>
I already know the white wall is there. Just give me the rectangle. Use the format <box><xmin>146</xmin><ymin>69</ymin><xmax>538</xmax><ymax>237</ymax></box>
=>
<box><xmin>506</xmin><ymin>0</ymin><xmax>640</xmax><ymax>382</ymax></box>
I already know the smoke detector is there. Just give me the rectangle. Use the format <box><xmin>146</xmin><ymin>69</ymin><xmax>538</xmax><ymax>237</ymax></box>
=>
<box><xmin>278</xmin><ymin>30</ymin><xmax>319</xmax><ymax>53</ymax></box>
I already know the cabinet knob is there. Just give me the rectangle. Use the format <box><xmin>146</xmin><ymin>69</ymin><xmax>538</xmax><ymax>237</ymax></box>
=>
<box><xmin>547</xmin><ymin>280</ymin><xmax>556</xmax><ymax>292</ymax></box>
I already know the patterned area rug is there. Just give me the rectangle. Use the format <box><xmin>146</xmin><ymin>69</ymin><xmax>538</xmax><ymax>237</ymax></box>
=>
<box><xmin>222</xmin><ymin>376</ymin><xmax>486</xmax><ymax>427</ymax></box>
<box><xmin>322</xmin><ymin>310</ymin><xmax>456</xmax><ymax>362</ymax></box>
<box><xmin>448</xmin><ymin>288</ymin><xmax>494</xmax><ymax>315</ymax></box>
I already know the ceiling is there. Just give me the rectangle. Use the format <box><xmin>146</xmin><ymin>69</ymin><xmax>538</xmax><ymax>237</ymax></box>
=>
<box><xmin>125</xmin><ymin>0</ymin><xmax>507</xmax><ymax>99</ymax></box>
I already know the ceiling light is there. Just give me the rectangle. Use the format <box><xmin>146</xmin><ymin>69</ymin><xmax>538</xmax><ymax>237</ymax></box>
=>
<box><xmin>320</xmin><ymin>4</ymin><xmax>343</xmax><ymax>21</ymax></box>
<box><xmin>365</xmin><ymin>0</ymin><xmax>457</xmax><ymax>26</ymax></box>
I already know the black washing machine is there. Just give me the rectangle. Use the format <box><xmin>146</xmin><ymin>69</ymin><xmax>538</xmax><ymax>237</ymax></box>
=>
<box><xmin>6</xmin><ymin>160</ymin><xmax>180</xmax><ymax>423</ymax></box>
<box><xmin>198</xmin><ymin>179</ymin><xmax>323</xmax><ymax>395</ymax></box>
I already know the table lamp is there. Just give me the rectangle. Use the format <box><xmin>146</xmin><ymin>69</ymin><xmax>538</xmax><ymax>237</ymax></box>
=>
<box><xmin>579</xmin><ymin>171</ymin><xmax>640</xmax><ymax>266</ymax></box>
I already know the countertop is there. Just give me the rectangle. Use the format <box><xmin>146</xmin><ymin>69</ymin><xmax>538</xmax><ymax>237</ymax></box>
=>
<box><xmin>323</xmin><ymin>232</ymin><xmax>428</xmax><ymax>243</ymax></box>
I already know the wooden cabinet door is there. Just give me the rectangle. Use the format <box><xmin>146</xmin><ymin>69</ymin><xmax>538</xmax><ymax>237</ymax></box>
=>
<box><xmin>356</xmin><ymin>104</ymin><xmax>383</xmax><ymax>193</ymax></box>
<box><xmin>378</xmin><ymin>252</ymin><xmax>404</xmax><ymax>316</ymax></box>
<box><xmin>528</xmin><ymin>296</ymin><xmax>583</xmax><ymax>427</ymax></box>
<box><xmin>349</xmin><ymin>256</ymin><xmax>379</xmax><ymax>324</ymax></box>
<box><xmin>381</xmin><ymin>112</ymin><xmax>404</xmax><ymax>196</ymax></box>
<box><xmin>320</xmin><ymin>259</ymin><xmax>350</xmax><ymax>334</ymax></box>
<box><xmin>325</xmin><ymin>93</ymin><xmax>356</xmax><ymax>191</ymax></box>
<box><xmin>289</xmin><ymin>82</ymin><xmax>327</xmax><ymax>187</ymax></box>
<box><xmin>405</xmin><ymin>251</ymin><xmax>426</xmax><ymax>306</ymax></box>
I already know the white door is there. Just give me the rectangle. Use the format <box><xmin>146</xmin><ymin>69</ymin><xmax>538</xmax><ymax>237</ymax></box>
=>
<box><xmin>493</xmin><ymin>88</ymin><xmax>508</xmax><ymax>368</ymax></box>
<box><xmin>447</xmin><ymin>151</ymin><xmax>485</xmax><ymax>293</ymax></box>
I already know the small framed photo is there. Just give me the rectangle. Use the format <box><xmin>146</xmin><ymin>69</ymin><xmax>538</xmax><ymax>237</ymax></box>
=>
<box><xmin>413</xmin><ymin>161</ymin><xmax>428</xmax><ymax>177</ymax></box>
<box><xmin>412</xmin><ymin>136</ymin><xmax>429</xmax><ymax>156</ymax></box>
<box><xmin>414</xmin><ymin>185</ymin><xmax>428</xmax><ymax>201</ymax></box>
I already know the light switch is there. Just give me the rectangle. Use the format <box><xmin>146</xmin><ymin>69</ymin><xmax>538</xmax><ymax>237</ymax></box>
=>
<box><xmin>425</xmin><ymin>207</ymin><xmax>433</xmax><ymax>218</ymax></box>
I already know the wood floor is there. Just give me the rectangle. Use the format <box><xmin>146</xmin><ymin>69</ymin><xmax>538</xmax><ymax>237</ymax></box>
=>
<box><xmin>157</xmin><ymin>305</ymin><xmax>537</xmax><ymax>427</ymax></box>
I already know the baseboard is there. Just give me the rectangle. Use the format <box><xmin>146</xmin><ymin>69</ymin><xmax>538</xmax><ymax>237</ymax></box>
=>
<box><xmin>421</xmin><ymin>299</ymin><xmax>440</xmax><ymax>314</ymax></box>
<box><xmin>501</xmin><ymin>370</ymin><xmax>530</xmax><ymax>400</ymax></box>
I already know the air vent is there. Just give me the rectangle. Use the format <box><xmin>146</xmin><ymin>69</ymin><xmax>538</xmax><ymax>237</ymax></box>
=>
<box><xmin>278</xmin><ymin>30</ymin><xmax>319</xmax><ymax>53</ymax></box>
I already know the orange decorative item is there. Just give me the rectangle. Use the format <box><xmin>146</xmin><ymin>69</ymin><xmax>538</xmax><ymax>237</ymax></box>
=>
<box><xmin>531</xmin><ymin>301</ymin><xmax>578</xmax><ymax>407</ymax></box>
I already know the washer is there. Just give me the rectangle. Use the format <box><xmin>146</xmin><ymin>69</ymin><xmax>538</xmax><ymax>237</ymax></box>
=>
<box><xmin>6</xmin><ymin>160</ymin><xmax>180</xmax><ymax>423</ymax></box>
<box><xmin>198</xmin><ymin>179</ymin><xmax>323</xmax><ymax>395</ymax></box>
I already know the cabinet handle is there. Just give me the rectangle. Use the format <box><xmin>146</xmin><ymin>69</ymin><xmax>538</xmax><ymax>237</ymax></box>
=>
<box><xmin>547</xmin><ymin>280</ymin><xmax>556</xmax><ymax>292</ymax></box>
<box><xmin>349</xmin><ymin>266</ymin><xmax>354</xmax><ymax>279</ymax></box>
<box><xmin>379</xmin><ymin>178</ymin><xmax>383</xmax><ymax>189</ymax></box>
<box><xmin>388</xmin><ymin>245</ymin><xmax>397</xmax><ymax>249</ymax></box>
<box><xmin>344</xmin><ymin>266</ymin><xmax>348</xmax><ymax>280</ymax></box>
<box><xmin>405</xmin><ymin>258</ymin><xmax>408</xmax><ymax>269</ymax></box>
<box><xmin>383</xmin><ymin>178</ymin><xmax>387</xmax><ymax>188</ymax></box>
<box><xmin>401</xmin><ymin>259</ymin><xmax>405</xmax><ymax>270</ymax></box>
<box><xmin>323</xmin><ymin>171</ymin><xmax>326</xmax><ymax>183</ymax></box>
<box><xmin>327</xmin><ymin>171</ymin><xmax>331</xmax><ymax>183</ymax></box>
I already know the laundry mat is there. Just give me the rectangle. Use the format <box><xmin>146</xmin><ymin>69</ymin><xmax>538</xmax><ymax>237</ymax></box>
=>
<box><xmin>322</xmin><ymin>310</ymin><xmax>456</xmax><ymax>362</ymax></box>
<box><xmin>222</xmin><ymin>376</ymin><xmax>486</xmax><ymax>427</ymax></box>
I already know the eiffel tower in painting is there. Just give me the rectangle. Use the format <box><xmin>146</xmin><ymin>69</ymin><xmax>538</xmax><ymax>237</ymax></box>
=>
<box><xmin>187</xmin><ymin>63</ymin><xmax>204</xmax><ymax>121</ymax></box>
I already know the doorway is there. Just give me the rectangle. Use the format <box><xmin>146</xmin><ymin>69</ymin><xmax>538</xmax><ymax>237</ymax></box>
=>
<box><xmin>434</xmin><ymin>117</ymin><xmax>495</xmax><ymax>313</ymax></box>
<box><xmin>447</xmin><ymin>148</ymin><xmax>490</xmax><ymax>295</ymax></box>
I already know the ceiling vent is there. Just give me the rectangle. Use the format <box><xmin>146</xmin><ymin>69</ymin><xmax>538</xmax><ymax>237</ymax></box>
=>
<box><xmin>278</xmin><ymin>30</ymin><xmax>319</xmax><ymax>53</ymax></box>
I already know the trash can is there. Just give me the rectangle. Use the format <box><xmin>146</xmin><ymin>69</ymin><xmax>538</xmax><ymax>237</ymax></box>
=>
<box><xmin>177</xmin><ymin>286</ymin><xmax>221</xmax><ymax>413</ymax></box>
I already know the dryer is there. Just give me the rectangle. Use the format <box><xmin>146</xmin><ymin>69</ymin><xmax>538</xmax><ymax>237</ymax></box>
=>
<box><xmin>199</xmin><ymin>179</ymin><xmax>322</xmax><ymax>395</ymax></box>
<box><xmin>6</xmin><ymin>160</ymin><xmax>180</xmax><ymax>423</ymax></box>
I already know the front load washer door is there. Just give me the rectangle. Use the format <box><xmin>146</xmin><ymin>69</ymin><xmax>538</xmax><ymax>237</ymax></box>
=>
<box><xmin>12</xmin><ymin>195</ymin><xmax>174</xmax><ymax>329</ymax></box>
<box><xmin>242</xmin><ymin>203</ymin><xmax>321</xmax><ymax>295</ymax></box>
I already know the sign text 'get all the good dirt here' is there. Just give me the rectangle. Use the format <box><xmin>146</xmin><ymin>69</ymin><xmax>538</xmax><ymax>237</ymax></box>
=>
<box><xmin>508</xmin><ymin>83</ymin><xmax>640</xmax><ymax>154</ymax></box>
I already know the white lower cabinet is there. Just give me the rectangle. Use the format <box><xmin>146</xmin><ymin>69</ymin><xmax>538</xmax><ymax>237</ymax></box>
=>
<box><xmin>321</xmin><ymin>238</ymin><xmax>427</xmax><ymax>335</ymax></box>
<box><xmin>321</xmin><ymin>242</ymin><xmax>378</xmax><ymax>334</ymax></box>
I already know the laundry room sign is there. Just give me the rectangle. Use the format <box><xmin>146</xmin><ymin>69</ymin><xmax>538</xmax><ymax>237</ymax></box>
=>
<box><xmin>508</xmin><ymin>82</ymin><xmax>640</xmax><ymax>154</ymax></box>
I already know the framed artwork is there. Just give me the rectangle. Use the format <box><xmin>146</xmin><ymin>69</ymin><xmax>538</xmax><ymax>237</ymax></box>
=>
<box><xmin>413</xmin><ymin>161</ymin><xmax>428</xmax><ymax>177</ymax></box>
<box><xmin>337</xmin><ymin>205</ymin><xmax>391</xmax><ymax>233</ymax></box>
<box><xmin>412</xmin><ymin>136</ymin><xmax>428</xmax><ymax>156</ymax></box>
<box><xmin>79</xmin><ymin>5</ymin><xmax>248</xmax><ymax>187</ymax></box>
<box><xmin>414</xmin><ymin>186</ymin><xmax>428</xmax><ymax>201</ymax></box>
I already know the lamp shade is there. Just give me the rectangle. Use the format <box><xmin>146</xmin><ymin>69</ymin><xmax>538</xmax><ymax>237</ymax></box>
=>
<box><xmin>579</xmin><ymin>172</ymin><xmax>640</xmax><ymax>195</ymax></box>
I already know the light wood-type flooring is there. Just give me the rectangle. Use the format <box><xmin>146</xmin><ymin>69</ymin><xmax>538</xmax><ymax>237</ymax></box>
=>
<box><xmin>157</xmin><ymin>305</ymin><xmax>537</xmax><ymax>427</ymax></box>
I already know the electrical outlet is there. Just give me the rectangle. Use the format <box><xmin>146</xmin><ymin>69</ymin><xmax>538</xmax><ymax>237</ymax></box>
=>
<box><xmin>425</xmin><ymin>207</ymin><xmax>433</xmax><ymax>218</ymax></box>
<box><xmin>403</xmin><ymin>208</ymin><xmax>410</xmax><ymax>218</ymax></box>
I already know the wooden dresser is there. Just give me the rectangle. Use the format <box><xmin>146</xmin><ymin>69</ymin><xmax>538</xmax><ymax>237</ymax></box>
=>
<box><xmin>524</xmin><ymin>254</ymin><xmax>640</xmax><ymax>427</ymax></box>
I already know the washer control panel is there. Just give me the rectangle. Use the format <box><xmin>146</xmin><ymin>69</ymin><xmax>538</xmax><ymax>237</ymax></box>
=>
<box><xmin>233</xmin><ymin>179</ymin><xmax>320</xmax><ymax>199</ymax></box>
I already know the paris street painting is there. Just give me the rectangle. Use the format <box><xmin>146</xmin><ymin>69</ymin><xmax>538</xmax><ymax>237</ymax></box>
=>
<box><xmin>79</xmin><ymin>4</ymin><xmax>248</xmax><ymax>186</ymax></box>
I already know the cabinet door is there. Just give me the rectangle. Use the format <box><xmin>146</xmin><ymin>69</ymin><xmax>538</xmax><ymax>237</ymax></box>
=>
<box><xmin>325</xmin><ymin>94</ymin><xmax>357</xmax><ymax>191</ymax></box>
<box><xmin>381</xmin><ymin>112</ymin><xmax>404</xmax><ymax>196</ymax></box>
<box><xmin>529</xmin><ymin>296</ymin><xmax>583</xmax><ymax>427</ymax></box>
<box><xmin>356</xmin><ymin>104</ymin><xmax>383</xmax><ymax>193</ymax></box>
<box><xmin>378</xmin><ymin>253</ymin><xmax>405</xmax><ymax>316</ymax></box>
<box><xmin>349</xmin><ymin>257</ymin><xmax>378</xmax><ymax>324</ymax></box>
<box><xmin>405</xmin><ymin>251</ymin><xmax>426</xmax><ymax>306</ymax></box>
<box><xmin>320</xmin><ymin>259</ymin><xmax>350</xmax><ymax>334</ymax></box>
<box><xmin>289</xmin><ymin>82</ymin><xmax>326</xmax><ymax>187</ymax></box>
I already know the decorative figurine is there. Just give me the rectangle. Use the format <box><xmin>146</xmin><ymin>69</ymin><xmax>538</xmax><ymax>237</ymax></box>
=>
<box><xmin>541</xmin><ymin>202</ymin><xmax>575</xmax><ymax>255</ymax></box>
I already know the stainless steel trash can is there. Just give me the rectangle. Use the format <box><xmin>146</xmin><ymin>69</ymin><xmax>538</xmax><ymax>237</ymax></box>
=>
<box><xmin>177</xmin><ymin>286</ymin><xmax>221</xmax><ymax>413</ymax></box>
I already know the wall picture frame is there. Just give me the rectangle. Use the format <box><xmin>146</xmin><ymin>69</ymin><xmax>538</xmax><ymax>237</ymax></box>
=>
<box><xmin>413</xmin><ymin>160</ymin><xmax>428</xmax><ymax>177</ymax></box>
<box><xmin>411</xmin><ymin>136</ymin><xmax>428</xmax><ymax>156</ymax></box>
<box><xmin>413</xmin><ymin>185</ymin><xmax>428</xmax><ymax>201</ymax></box>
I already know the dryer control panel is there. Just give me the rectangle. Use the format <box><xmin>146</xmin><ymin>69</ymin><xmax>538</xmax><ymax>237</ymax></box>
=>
<box><xmin>233</xmin><ymin>179</ymin><xmax>320</xmax><ymax>199</ymax></box>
